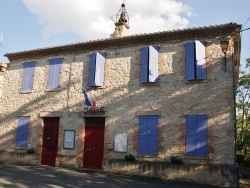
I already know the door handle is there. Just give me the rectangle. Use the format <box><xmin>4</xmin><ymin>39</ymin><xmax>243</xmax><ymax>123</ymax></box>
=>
<box><xmin>85</xmin><ymin>148</ymin><xmax>92</xmax><ymax>151</ymax></box>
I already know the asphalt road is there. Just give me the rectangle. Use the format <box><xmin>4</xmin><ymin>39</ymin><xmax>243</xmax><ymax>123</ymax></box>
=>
<box><xmin>0</xmin><ymin>165</ymin><xmax>216</xmax><ymax>188</ymax></box>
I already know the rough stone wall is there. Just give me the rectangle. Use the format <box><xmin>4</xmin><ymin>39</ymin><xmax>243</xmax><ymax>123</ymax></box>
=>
<box><xmin>0</xmin><ymin>38</ymin><xmax>236</xmax><ymax>166</ymax></box>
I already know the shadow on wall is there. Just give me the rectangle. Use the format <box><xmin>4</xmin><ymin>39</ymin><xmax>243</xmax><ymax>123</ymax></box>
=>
<box><xmin>0</xmin><ymin>43</ymin><xmax>233</xmax><ymax>164</ymax></box>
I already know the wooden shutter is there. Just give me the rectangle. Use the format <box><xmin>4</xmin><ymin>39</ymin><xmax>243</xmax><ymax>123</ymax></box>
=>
<box><xmin>148</xmin><ymin>46</ymin><xmax>159</xmax><ymax>83</ymax></box>
<box><xmin>138</xmin><ymin>116</ymin><xmax>148</xmax><ymax>155</ymax></box>
<box><xmin>186</xmin><ymin>115</ymin><xmax>208</xmax><ymax>157</ymax></box>
<box><xmin>185</xmin><ymin>42</ymin><xmax>195</xmax><ymax>81</ymax></box>
<box><xmin>186</xmin><ymin>115</ymin><xmax>197</xmax><ymax>156</ymax></box>
<box><xmin>21</xmin><ymin>61</ymin><xmax>35</xmax><ymax>91</ymax></box>
<box><xmin>16</xmin><ymin>117</ymin><xmax>30</xmax><ymax>148</ymax></box>
<box><xmin>138</xmin><ymin>115</ymin><xmax>158</xmax><ymax>155</ymax></box>
<box><xmin>147</xmin><ymin>115</ymin><xmax>158</xmax><ymax>155</ymax></box>
<box><xmin>195</xmin><ymin>41</ymin><xmax>206</xmax><ymax>80</ymax></box>
<box><xmin>196</xmin><ymin>115</ymin><xmax>208</xmax><ymax>157</ymax></box>
<box><xmin>140</xmin><ymin>47</ymin><xmax>149</xmax><ymax>83</ymax></box>
<box><xmin>95</xmin><ymin>52</ymin><xmax>106</xmax><ymax>86</ymax></box>
<box><xmin>88</xmin><ymin>53</ymin><xmax>96</xmax><ymax>87</ymax></box>
<box><xmin>47</xmin><ymin>58</ymin><xmax>63</xmax><ymax>89</ymax></box>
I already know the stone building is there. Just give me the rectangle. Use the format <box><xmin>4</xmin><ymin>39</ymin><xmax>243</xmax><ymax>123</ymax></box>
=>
<box><xmin>0</xmin><ymin>4</ymin><xmax>242</xmax><ymax>187</ymax></box>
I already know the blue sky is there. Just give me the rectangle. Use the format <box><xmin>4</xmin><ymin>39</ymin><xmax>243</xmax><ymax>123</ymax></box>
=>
<box><xmin>0</xmin><ymin>0</ymin><xmax>250</xmax><ymax>69</ymax></box>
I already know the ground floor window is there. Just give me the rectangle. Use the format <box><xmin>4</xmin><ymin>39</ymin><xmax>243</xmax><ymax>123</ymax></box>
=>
<box><xmin>138</xmin><ymin>115</ymin><xmax>159</xmax><ymax>155</ymax></box>
<box><xmin>16</xmin><ymin>116</ymin><xmax>30</xmax><ymax>148</ymax></box>
<box><xmin>186</xmin><ymin>115</ymin><xmax>208</xmax><ymax>157</ymax></box>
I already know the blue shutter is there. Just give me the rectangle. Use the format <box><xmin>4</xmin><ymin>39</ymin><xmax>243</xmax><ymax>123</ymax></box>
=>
<box><xmin>186</xmin><ymin>115</ymin><xmax>197</xmax><ymax>156</ymax></box>
<box><xmin>185</xmin><ymin>42</ymin><xmax>195</xmax><ymax>81</ymax></box>
<box><xmin>47</xmin><ymin>58</ymin><xmax>63</xmax><ymax>89</ymax></box>
<box><xmin>21</xmin><ymin>61</ymin><xmax>35</xmax><ymax>91</ymax></box>
<box><xmin>196</xmin><ymin>115</ymin><xmax>208</xmax><ymax>157</ymax></box>
<box><xmin>195</xmin><ymin>41</ymin><xmax>206</xmax><ymax>80</ymax></box>
<box><xmin>148</xmin><ymin>46</ymin><xmax>159</xmax><ymax>83</ymax></box>
<box><xmin>95</xmin><ymin>52</ymin><xmax>106</xmax><ymax>86</ymax></box>
<box><xmin>140</xmin><ymin>47</ymin><xmax>149</xmax><ymax>83</ymax></box>
<box><xmin>16</xmin><ymin>117</ymin><xmax>30</xmax><ymax>148</ymax></box>
<box><xmin>88</xmin><ymin>53</ymin><xmax>96</xmax><ymax>87</ymax></box>
<box><xmin>138</xmin><ymin>116</ymin><xmax>148</xmax><ymax>155</ymax></box>
<box><xmin>186</xmin><ymin>115</ymin><xmax>208</xmax><ymax>157</ymax></box>
<box><xmin>147</xmin><ymin>115</ymin><xmax>158</xmax><ymax>155</ymax></box>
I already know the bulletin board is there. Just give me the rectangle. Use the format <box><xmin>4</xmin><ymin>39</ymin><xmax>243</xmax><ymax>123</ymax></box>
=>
<box><xmin>114</xmin><ymin>133</ymin><xmax>127</xmax><ymax>152</ymax></box>
<box><xmin>63</xmin><ymin>130</ymin><xmax>75</xmax><ymax>149</ymax></box>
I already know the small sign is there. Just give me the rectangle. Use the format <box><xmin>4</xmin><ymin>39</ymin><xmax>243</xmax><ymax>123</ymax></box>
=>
<box><xmin>63</xmin><ymin>130</ymin><xmax>75</xmax><ymax>149</ymax></box>
<box><xmin>83</xmin><ymin>106</ymin><xmax>105</xmax><ymax>115</ymax></box>
<box><xmin>114</xmin><ymin>133</ymin><xmax>127</xmax><ymax>152</ymax></box>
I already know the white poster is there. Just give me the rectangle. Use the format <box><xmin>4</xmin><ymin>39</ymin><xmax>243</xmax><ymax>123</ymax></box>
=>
<box><xmin>114</xmin><ymin>133</ymin><xmax>127</xmax><ymax>152</ymax></box>
<box><xmin>64</xmin><ymin>130</ymin><xmax>75</xmax><ymax>149</ymax></box>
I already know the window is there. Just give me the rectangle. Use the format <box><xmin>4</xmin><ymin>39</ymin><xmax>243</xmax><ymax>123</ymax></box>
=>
<box><xmin>21</xmin><ymin>61</ymin><xmax>36</xmax><ymax>92</ymax></box>
<box><xmin>186</xmin><ymin>115</ymin><xmax>208</xmax><ymax>157</ymax></box>
<box><xmin>47</xmin><ymin>58</ymin><xmax>63</xmax><ymax>90</ymax></box>
<box><xmin>16</xmin><ymin>116</ymin><xmax>30</xmax><ymax>148</ymax></box>
<box><xmin>185</xmin><ymin>40</ymin><xmax>206</xmax><ymax>80</ymax></box>
<box><xmin>138</xmin><ymin>115</ymin><xmax>159</xmax><ymax>155</ymax></box>
<box><xmin>88</xmin><ymin>52</ymin><xmax>106</xmax><ymax>87</ymax></box>
<box><xmin>140</xmin><ymin>46</ymin><xmax>160</xmax><ymax>84</ymax></box>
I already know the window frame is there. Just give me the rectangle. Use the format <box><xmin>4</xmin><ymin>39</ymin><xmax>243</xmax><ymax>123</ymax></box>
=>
<box><xmin>185</xmin><ymin>40</ymin><xmax>207</xmax><ymax>81</ymax></box>
<box><xmin>140</xmin><ymin>46</ymin><xmax>160</xmax><ymax>84</ymax></box>
<box><xmin>20</xmin><ymin>61</ymin><xmax>36</xmax><ymax>93</ymax></box>
<box><xmin>16</xmin><ymin>116</ymin><xmax>30</xmax><ymax>148</ymax></box>
<box><xmin>185</xmin><ymin>115</ymin><xmax>208</xmax><ymax>157</ymax></box>
<box><xmin>46</xmin><ymin>58</ymin><xmax>63</xmax><ymax>91</ymax></box>
<box><xmin>88</xmin><ymin>52</ymin><xmax>106</xmax><ymax>87</ymax></box>
<box><xmin>138</xmin><ymin>115</ymin><xmax>159</xmax><ymax>156</ymax></box>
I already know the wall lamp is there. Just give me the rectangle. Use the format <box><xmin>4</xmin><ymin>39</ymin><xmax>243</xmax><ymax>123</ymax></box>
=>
<box><xmin>220</xmin><ymin>40</ymin><xmax>229</xmax><ymax>72</ymax></box>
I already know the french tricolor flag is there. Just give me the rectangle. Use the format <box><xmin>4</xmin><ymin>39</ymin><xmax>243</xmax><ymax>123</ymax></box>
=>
<box><xmin>82</xmin><ymin>87</ymin><xmax>91</xmax><ymax>107</ymax></box>
<box><xmin>82</xmin><ymin>86</ymin><xmax>97</xmax><ymax>110</ymax></box>
<box><xmin>91</xmin><ymin>92</ymin><xmax>96</xmax><ymax>110</ymax></box>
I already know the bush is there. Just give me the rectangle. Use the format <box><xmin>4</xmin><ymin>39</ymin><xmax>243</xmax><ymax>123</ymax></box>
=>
<box><xmin>27</xmin><ymin>148</ymin><xmax>35</xmax><ymax>154</ymax></box>
<box><xmin>237</xmin><ymin>154</ymin><xmax>250</xmax><ymax>167</ymax></box>
<box><xmin>125</xmin><ymin>154</ymin><xmax>135</xmax><ymax>162</ymax></box>
<box><xmin>171</xmin><ymin>155</ymin><xmax>183</xmax><ymax>164</ymax></box>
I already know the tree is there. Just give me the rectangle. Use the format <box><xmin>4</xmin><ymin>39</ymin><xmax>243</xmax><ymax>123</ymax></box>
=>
<box><xmin>236</xmin><ymin>58</ymin><xmax>250</xmax><ymax>164</ymax></box>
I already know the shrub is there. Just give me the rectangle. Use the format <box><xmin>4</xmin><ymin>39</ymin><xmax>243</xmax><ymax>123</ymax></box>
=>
<box><xmin>27</xmin><ymin>148</ymin><xmax>35</xmax><ymax>154</ymax></box>
<box><xmin>171</xmin><ymin>155</ymin><xmax>183</xmax><ymax>164</ymax></box>
<box><xmin>125</xmin><ymin>154</ymin><xmax>135</xmax><ymax>162</ymax></box>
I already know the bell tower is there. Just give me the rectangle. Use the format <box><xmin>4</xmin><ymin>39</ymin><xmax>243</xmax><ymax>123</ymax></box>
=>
<box><xmin>110</xmin><ymin>1</ymin><xmax>130</xmax><ymax>39</ymax></box>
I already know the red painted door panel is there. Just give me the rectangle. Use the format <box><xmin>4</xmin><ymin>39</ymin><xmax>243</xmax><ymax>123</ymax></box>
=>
<box><xmin>83</xmin><ymin>118</ymin><xmax>105</xmax><ymax>169</ymax></box>
<box><xmin>41</xmin><ymin>117</ymin><xmax>59</xmax><ymax>166</ymax></box>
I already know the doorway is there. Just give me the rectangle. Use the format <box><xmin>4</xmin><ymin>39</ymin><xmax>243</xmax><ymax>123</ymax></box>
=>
<box><xmin>83</xmin><ymin>117</ymin><xmax>105</xmax><ymax>169</ymax></box>
<box><xmin>41</xmin><ymin>117</ymin><xmax>59</xmax><ymax>166</ymax></box>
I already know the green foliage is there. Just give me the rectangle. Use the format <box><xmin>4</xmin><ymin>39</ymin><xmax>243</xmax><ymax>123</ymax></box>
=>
<box><xmin>124</xmin><ymin>154</ymin><xmax>135</xmax><ymax>162</ymax></box>
<box><xmin>26</xmin><ymin>148</ymin><xmax>35</xmax><ymax>154</ymax></box>
<box><xmin>170</xmin><ymin>156</ymin><xmax>183</xmax><ymax>164</ymax></box>
<box><xmin>236</xmin><ymin>58</ymin><xmax>250</xmax><ymax>165</ymax></box>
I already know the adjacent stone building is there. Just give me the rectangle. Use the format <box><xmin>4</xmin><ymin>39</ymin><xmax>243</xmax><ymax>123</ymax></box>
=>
<box><xmin>0</xmin><ymin>4</ymin><xmax>242</xmax><ymax>187</ymax></box>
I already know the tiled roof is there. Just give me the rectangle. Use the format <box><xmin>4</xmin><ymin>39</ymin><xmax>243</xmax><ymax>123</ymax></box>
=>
<box><xmin>5</xmin><ymin>22</ymin><xmax>241</xmax><ymax>61</ymax></box>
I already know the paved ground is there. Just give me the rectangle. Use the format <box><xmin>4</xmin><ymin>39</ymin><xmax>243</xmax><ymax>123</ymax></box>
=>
<box><xmin>239</xmin><ymin>167</ymin><xmax>250</xmax><ymax>188</ymax></box>
<box><xmin>0</xmin><ymin>165</ymin><xmax>217</xmax><ymax>188</ymax></box>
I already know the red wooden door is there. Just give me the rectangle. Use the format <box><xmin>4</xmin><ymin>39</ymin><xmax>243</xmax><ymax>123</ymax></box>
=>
<box><xmin>83</xmin><ymin>118</ymin><xmax>105</xmax><ymax>169</ymax></box>
<box><xmin>41</xmin><ymin>117</ymin><xmax>59</xmax><ymax>166</ymax></box>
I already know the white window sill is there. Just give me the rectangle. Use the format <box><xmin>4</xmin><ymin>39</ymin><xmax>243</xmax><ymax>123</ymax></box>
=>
<box><xmin>46</xmin><ymin>87</ymin><xmax>61</xmax><ymax>92</ymax></box>
<box><xmin>20</xmin><ymin>90</ymin><xmax>33</xmax><ymax>94</ymax></box>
